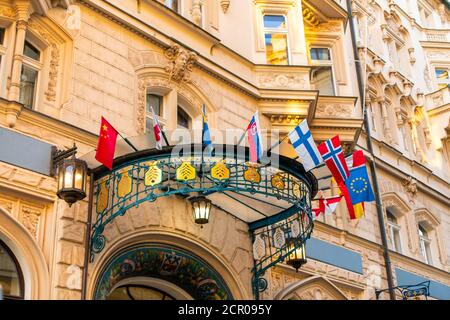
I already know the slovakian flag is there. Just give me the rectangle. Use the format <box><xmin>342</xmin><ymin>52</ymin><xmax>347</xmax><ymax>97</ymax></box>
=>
<box><xmin>202</xmin><ymin>104</ymin><xmax>213</xmax><ymax>156</ymax></box>
<box><xmin>288</xmin><ymin>119</ymin><xmax>323</xmax><ymax>172</ymax></box>
<box><xmin>150</xmin><ymin>106</ymin><xmax>162</xmax><ymax>150</ymax></box>
<box><xmin>318</xmin><ymin>135</ymin><xmax>350</xmax><ymax>185</ymax></box>
<box><xmin>247</xmin><ymin>111</ymin><xmax>264</xmax><ymax>163</ymax></box>
<box><xmin>95</xmin><ymin>117</ymin><xmax>118</xmax><ymax>170</ymax></box>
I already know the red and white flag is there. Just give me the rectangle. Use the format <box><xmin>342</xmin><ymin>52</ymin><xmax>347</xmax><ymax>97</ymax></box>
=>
<box><xmin>313</xmin><ymin>196</ymin><xmax>342</xmax><ymax>219</ymax></box>
<box><xmin>150</xmin><ymin>106</ymin><xmax>162</xmax><ymax>150</ymax></box>
<box><xmin>323</xmin><ymin>196</ymin><xmax>342</xmax><ymax>216</ymax></box>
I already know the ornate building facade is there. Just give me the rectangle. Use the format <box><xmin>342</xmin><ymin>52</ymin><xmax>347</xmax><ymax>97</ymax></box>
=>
<box><xmin>0</xmin><ymin>0</ymin><xmax>448</xmax><ymax>300</ymax></box>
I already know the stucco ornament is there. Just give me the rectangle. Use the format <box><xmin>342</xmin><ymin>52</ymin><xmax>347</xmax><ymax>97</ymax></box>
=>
<box><xmin>220</xmin><ymin>0</ymin><xmax>230</xmax><ymax>13</ymax></box>
<box><xmin>402</xmin><ymin>176</ymin><xmax>418</xmax><ymax>204</ymax></box>
<box><xmin>164</xmin><ymin>45</ymin><xmax>198</xmax><ymax>83</ymax></box>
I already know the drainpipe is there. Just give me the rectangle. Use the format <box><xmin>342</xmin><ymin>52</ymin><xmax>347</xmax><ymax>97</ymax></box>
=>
<box><xmin>81</xmin><ymin>172</ymin><xmax>94</xmax><ymax>300</ymax></box>
<box><xmin>346</xmin><ymin>0</ymin><xmax>396</xmax><ymax>300</ymax></box>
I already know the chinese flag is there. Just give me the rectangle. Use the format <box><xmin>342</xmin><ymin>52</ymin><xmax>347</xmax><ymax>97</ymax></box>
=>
<box><xmin>95</xmin><ymin>117</ymin><xmax>118</xmax><ymax>170</ymax></box>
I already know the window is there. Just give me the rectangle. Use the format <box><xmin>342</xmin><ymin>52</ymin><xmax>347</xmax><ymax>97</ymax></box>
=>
<box><xmin>386</xmin><ymin>210</ymin><xmax>402</xmax><ymax>253</ymax></box>
<box><xmin>310</xmin><ymin>48</ymin><xmax>336</xmax><ymax>96</ymax></box>
<box><xmin>177</xmin><ymin>106</ymin><xmax>191</xmax><ymax>129</ymax></box>
<box><xmin>0</xmin><ymin>27</ymin><xmax>5</xmax><ymax>70</ymax></box>
<box><xmin>435</xmin><ymin>68</ymin><xmax>449</xmax><ymax>90</ymax></box>
<box><xmin>263</xmin><ymin>15</ymin><xmax>289</xmax><ymax>65</ymax></box>
<box><xmin>418</xmin><ymin>224</ymin><xmax>433</xmax><ymax>265</ymax></box>
<box><xmin>0</xmin><ymin>240</ymin><xmax>24</xmax><ymax>300</ymax></box>
<box><xmin>164</xmin><ymin>0</ymin><xmax>180</xmax><ymax>13</ymax></box>
<box><xmin>19</xmin><ymin>40</ymin><xmax>41</xmax><ymax>109</ymax></box>
<box><xmin>146</xmin><ymin>93</ymin><xmax>163</xmax><ymax>133</ymax></box>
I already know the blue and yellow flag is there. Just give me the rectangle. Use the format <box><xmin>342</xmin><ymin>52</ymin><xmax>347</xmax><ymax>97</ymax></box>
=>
<box><xmin>202</xmin><ymin>104</ymin><xmax>213</xmax><ymax>155</ymax></box>
<box><xmin>345</xmin><ymin>150</ymin><xmax>375</xmax><ymax>205</ymax></box>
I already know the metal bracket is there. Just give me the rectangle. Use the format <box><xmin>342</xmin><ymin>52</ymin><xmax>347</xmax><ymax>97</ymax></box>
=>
<box><xmin>50</xmin><ymin>144</ymin><xmax>78</xmax><ymax>177</ymax></box>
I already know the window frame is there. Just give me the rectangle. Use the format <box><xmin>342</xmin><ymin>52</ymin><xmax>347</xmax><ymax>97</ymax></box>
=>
<box><xmin>434</xmin><ymin>67</ymin><xmax>449</xmax><ymax>90</ymax></box>
<box><xmin>0</xmin><ymin>26</ymin><xmax>8</xmax><ymax>89</ymax></box>
<box><xmin>176</xmin><ymin>105</ymin><xmax>192</xmax><ymax>130</ymax></box>
<box><xmin>164</xmin><ymin>0</ymin><xmax>182</xmax><ymax>14</ymax></box>
<box><xmin>309</xmin><ymin>46</ymin><xmax>337</xmax><ymax>96</ymax></box>
<box><xmin>19</xmin><ymin>38</ymin><xmax>43</xmax><ymax>110</ymax></box>
<box><xmin>262</xmin><ymin>14</ymin><xmax>291</xmax><ymax>65</ymax></box>
<box><xmin>386</xmin><ymin>211</ymin><xmax>402</xmax><ymax>253</ymax></box>
<box><xmin>418</xmin><ymin>225</ymin><xmax>433</xmax><ymax>265</ymax></box>
<box><xmin>0</xmin><ymin>239</ymin><xmax>25</xmax><ymax>300</ymax></box>
<box><xmin>145</xmin><ymin>92</ymin><xmax>164</xmax><ymax>134</ymax></box>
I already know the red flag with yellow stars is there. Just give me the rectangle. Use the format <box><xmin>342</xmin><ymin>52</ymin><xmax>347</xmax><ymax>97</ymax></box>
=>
<box><xmin>95</xmin><ymin>117</ymin><xmax>118</xmax><ymax>170</ymax></box>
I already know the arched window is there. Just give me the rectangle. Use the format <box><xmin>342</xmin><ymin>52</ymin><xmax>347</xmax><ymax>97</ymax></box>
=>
<box><xmin>0</xmin><ymin>240</ymin><xmax>24</xmax><ymax>300</ymax></box>
<box><xmin>19</xmin><ymin>39</ymin><xmax>42</xmax><ymax>109</ymax></box>
<box><xmin>418</xmin><ymin>224</ymin><xmax>433</xmax><ymax>265</ymax></box>
<box><xmin>177</xmin><ymin>106</ymin><xmax>191</xmax><ymax>129</ymax></box>
<box><xmin>107</xmin><ymin>285</ymin><xmax>175</xmax><ymax>300</ymax></box>
<box><xmin>386</xmin><ymin>210</ymin><xmax>402</xmax><ymax>253</ymax></box>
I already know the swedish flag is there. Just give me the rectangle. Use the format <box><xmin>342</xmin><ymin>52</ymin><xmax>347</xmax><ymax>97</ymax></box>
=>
<box><xmin>202</xmin><ymin>104</ymin><xmax>213</xmax><ymax>156</ymax></box>
<box><xmin>345</xmin><ymin>151</ymin><xmax>375</xmax><ymax>205</ymax></box>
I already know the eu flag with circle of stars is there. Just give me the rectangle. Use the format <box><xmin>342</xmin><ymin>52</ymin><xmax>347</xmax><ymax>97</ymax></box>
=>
<box><xmin>345</xmin><ymin>150</ymin><xmax>375</xmax><ymax>205</ymax></box>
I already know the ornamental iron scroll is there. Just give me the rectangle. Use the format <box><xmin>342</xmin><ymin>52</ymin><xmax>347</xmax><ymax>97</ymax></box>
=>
<box><xmin>89</xmin><ymin>144</ymin><xmax>316</xmax><ymax>298</ymax></box>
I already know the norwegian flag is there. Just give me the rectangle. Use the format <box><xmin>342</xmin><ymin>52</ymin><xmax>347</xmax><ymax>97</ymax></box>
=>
<box><xmin>318</xmin><ymin>135</ymin><xmax>350</xmax><ymax>185</ymax></box>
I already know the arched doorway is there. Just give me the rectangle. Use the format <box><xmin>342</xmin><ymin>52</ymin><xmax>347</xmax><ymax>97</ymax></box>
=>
<box><xmin>0</xmin><ymin>239</ymin><xmax>24</xmax><ymax>300</ymax></box>
<box><xmin>93</xmin><ymin>244</ymin><xmax>234</xmax><ymax>300</ymax></box>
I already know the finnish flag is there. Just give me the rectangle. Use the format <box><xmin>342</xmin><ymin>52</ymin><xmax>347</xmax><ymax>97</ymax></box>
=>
<box><xmin>289</xmin><ymin>119</ymin><xmax>323</xmax><ymax>172</ymax></box>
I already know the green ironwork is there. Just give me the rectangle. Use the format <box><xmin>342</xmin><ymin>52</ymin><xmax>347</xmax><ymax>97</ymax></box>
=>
<box><xmin>90</xmin><ymin>144</ymin><xmax>317</xmax><ymax>299</ymax></box>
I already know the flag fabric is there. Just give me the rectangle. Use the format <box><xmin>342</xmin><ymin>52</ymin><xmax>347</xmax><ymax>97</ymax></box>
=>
<box><xmin>345</xmin><ymin>150</ymin><xmax>375</xmax><ymax>204</ymax></box>
<box><xmin>313</xmin><ymin>196</ymin><xmax>342</xmax><ymax>219</ymax></box>
<box><xmin>247</xmin><ymin>111</ymin><xmax>264</xmax><ymax>163</ymax></box>
<box><xmin>95</xmin><ymin>117</ymin><xmax>118</xmax><ymax>170</ymax></box>
<box><xmin>150</xmin><ymin>106</ymin><xmax>162</xmax><ymax>150</ymax></box>
<box><xmin>324</xmin><ymin>196</ymin><xmax>342</xmax><ymax>215</ymax></box>
<box><xmin>318</xmin><ymin>135</ymin><xmax>350</xmax><ymax>185</ymax></box>
<box><xmin>288</xmin><ymin>119</ymin><xmax>323</xmax><ymax>171</ymax></box>
<box><xmin>202</xmin><ymin>104</ymin><xmax>213</xmax><ymax>156</ymax></box>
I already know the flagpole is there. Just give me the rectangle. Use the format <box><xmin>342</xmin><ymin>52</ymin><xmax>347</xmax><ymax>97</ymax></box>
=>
<box><xmin>236</xmin><ymin>130</ymin><xmax>247</xmax><ymax>146</ymax></box>
<box><xmin>266</xmin><ymin>134</ymin><xmax>289</xmax><ymax>154</ymax></box>
<box><xmin>117</xmin><ymin>132</ymin><xmax>138</xmax><ymax>152</ymax></box>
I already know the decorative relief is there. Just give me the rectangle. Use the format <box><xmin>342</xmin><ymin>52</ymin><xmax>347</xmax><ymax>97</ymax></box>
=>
<box><xmin>305</xmin><ymin>21</ymin><xmax>341</xmax><ymax>33</ymax></box>
<box><xmin>402</xmin><ymin>176</ymin><xmax>418</xmax><ymax>204</ymax></box>
<box><xmin>316</xmin><ymin>104</ymin><xmax>354</xmax><ymax>118</ymax></box>
<box><xmin>21</xmin><ymin>207</ymin><xmax>41</xmax><ymax>239</ymax></box>
<box><xmin>45</xmin><ymin>43</ymin><xmax>60</xmax><ymax>101</ymax></box>
<box><xmin>164</xmin><ymin>45</ymin><xmax>198</xmax><ymax>83</ymax></box>
<box><xmin>0</xmin><ymin>7</ymin><xmax>15</xmax><ymax>18</ymax></box>
<box><xmin>0</xmin><ymin>200</ymin><xmax>13</xmax><ymax>214</ymax></box>
<box><xmin>258</xmin><ymin>73</ymin><xmax>308</xmax><ymax>90</ymax></box>
<box><xmin>220</xmin><ymin>0</ymin><xmax>230</xmax><ymax>13</ymax></box>
<box><xmin>268</xmin><ymin>114</ymin><xmax>302</xmax><ymax>125</ymax></box>
<box><xmin>191</xmin><ymin>0</ymin><xmax>203</xmax><ymax>25</ymax></box>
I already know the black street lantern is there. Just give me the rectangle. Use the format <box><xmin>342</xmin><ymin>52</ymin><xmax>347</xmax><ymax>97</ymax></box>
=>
<box><xmin>286</xmin><ymin>239</ymin><xmax>307</xmax><ymax>272</ymax></box>
<box><xmin>190</xmin><ymin>196</ymin><xmax>212</xmax><ymax>225</ymax></box>
<box><xmin>57</xmin><ymin>156</ymin><xmax>88</xmax><ymax>206</ymax></box>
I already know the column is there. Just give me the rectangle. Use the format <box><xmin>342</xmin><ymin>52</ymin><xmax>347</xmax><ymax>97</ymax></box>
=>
<box><xmin>379</xmin><ymin>98</ymin><xmax>393</xmax><ymax>143</ymax></box>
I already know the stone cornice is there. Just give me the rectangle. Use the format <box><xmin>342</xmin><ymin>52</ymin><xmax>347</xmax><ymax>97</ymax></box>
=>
<box><xmin>0</xmin><ymin>97</ymin><xmax>98</xmax><ymax>149</ymax></box>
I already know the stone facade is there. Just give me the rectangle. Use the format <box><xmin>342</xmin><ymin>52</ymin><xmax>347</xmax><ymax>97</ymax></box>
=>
<box><xmin>0</xmin><ymin>0</ymin><xmax>448</xmax><ymax>300</ymax></box>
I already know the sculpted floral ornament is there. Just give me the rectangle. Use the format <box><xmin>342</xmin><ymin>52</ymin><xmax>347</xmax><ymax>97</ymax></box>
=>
<box><xmin>22</xmin><ymin>207</ymin><xmax>41</xmax><ymax>239</ymax></box>
<box><xmin>316</xmin><ymin>104</ymin><xmax>353</xmax><ymax>118</ymax></box>
<box><xmin>164</xmin><ymin>45</ymin><xmax>198</xmax><ymax>83</ymax></box>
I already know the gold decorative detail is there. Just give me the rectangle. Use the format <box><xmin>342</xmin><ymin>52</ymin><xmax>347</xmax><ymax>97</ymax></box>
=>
<box><xmin>220</xmin><ymin>0</ymin><xmax>230</xmax><ymax>13</ymax></box>
<box><xmin>211</xmin><ymin>161</ymin><xmax>230</xmax><ymax>181</ymax></box>
<box><xmin>0</xmin><ymin>7</ymin><xmax>15</xmax><ymax>18</ymax></box>
<box><xmin>145</xmin><ymin>161</ymin><xmax>162</xmax><ymax>186</ymax></box>
<box><xmin>96</xmin><ymin>181</ymin><xmax>109</xmax><ymax>213</ymax></box>
<box><xmin>244</xmin><ymin>164</ymin><xmax>261</xmax><ymax>183</ymax></box>
<box><xmin>176</xmin><ymin>162</ymin><xmax>196</xmax><ymax>181</ymax></box>
<box><xmin>164</xmin><ymin>44</ymin><xmax>198</xmax><ymax>83</ymax></box>
<box><xmin>271</xmin><ymin>174</ymin><xmax>285</xmax><ymax>190</ymax></box>
<box><xmin>293</xmin><ymin>183</ymin><xmax>301</xmax><ymax>198</ymax></box>
<box><xmin>117</xmin><ymin>168</ymin><xmax>132</xmax><ymax>198</ymax></box>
